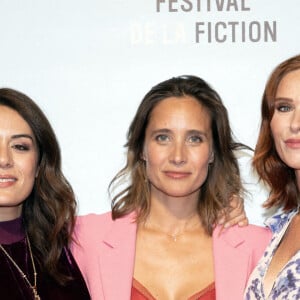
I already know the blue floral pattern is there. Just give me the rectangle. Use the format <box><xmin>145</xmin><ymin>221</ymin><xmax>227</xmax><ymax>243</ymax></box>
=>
<box><xmin>244</xmin><ymin>209</ymin><xmax>300</xmax><ymax>299</ymax></box>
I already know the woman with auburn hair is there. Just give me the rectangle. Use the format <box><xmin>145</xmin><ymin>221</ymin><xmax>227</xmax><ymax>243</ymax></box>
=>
<box><xmin>0</xmin><ymin>88</ymin><xmax>90</xmax><ymax>299</ymax></box>
<box><xmin>72</xmin><ymin>75</ymin><xmax>271</xmax><ymax>300</ymax></box>
<box><xmin>245</xmin><ymin>54</ymin><xmax>300</xmax><ymax>299</ymax></box>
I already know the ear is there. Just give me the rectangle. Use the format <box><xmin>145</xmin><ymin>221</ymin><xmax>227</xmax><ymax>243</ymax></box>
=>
<box><xmin>35</xmin><ymin>165</ymin><xmax>40</xmax><ymax>178</ymax></box>
<box><xmin>209</xmin><ymin>152</ymin><xmax>214</xmax><ymax>164</ymax></box>
<box><xmin>141</xmin><ymin>149</ymin><xmax>147</xmax><ymax>161</ymax></box>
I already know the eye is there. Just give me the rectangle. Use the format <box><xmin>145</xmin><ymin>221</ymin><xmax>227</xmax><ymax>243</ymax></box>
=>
<box><xmin>275</xmin><ymin>103</ymin><xmax>293</xmax><ymax>112</ymax></box>
<box><xmin>12</xmin><ymin>144</ymin><xmax>30</xmax><ymax>151</ymax></box>
<box><xmin>155</xmin><ymin>134</ymin><xmax>170</xmax><ymax>143</ymax></box>
<box><xmin>188</xmin><ymin>135</ymin><xmax>203</xmax><ymax>143</ymax></box>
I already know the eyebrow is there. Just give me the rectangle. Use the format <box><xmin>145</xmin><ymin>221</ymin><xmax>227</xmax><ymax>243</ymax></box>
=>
<box><xmin>11</xmin><ymin>134</ymin><xmax>34</xmax><ymax>141</ymax></box>
<box><xmin>274</xmin><ymin>97</ymin><xmax>293</xmax><ymax>102</ymax></box>
<box><xmin>187</xmin><ymin>129</ymin><xmax>208</xmax><ymax>137</ymax></box>
<box><xmin>150</xmin><ymin>128</ymin><xmax>208</xmax><ymax>137</ymax></box>
<box><xmin>151</xmin><ymin>128</ymin><xmax>171</xmax><ymax>134</ymax></box>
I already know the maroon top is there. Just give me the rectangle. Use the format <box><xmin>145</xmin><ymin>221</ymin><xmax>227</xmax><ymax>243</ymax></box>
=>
<box><xmin>0</xmin><ymin>217</ymin><xmax>24</xmax><ymax>244</ymax></box>
<box><xmin>0</xmin><ymin>218</ymin><xmax>90</xmax><ymax>300</ymax></box>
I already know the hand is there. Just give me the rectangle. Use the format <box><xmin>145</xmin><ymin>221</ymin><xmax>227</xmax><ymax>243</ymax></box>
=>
<box><xmin>218</xmin><ymin>195</ymin><xmax>249</xmax><ymax>228</ymax></box>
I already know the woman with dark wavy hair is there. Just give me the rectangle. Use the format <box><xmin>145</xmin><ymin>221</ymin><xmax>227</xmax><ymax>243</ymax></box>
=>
<box><xmin>73</xmin><ymin>75</ymin><xmax>271</xmax><ymax>300</ymax></box>
<box><xmin>245</xmin><ymin>54</ymin><xmax>300</xmax><ymax>299</ymax></box>
<box><xmin>0</xmin><ymin>88</ymin><xmax>90</xmax><ymax>299</ymax></box>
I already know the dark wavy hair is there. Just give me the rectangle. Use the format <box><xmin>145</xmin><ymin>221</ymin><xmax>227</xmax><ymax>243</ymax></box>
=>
<box><xmin>0</xmin><ymin>88</ymin><xmax>76</xmax><ymax>283</ymax></box>
<box><xmin>110</xmin><ymin>75</ymin><xmax>247</xmax><ymax>235</ymax></box>
<box><xmin>253</xmin><ymin>54</ymin><xmax>300</xmax><ymax>210</ymax></box>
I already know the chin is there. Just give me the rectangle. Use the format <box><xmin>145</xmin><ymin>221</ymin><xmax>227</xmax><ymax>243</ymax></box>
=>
<box><xmin>165</xmin><ymin>190</ymin><xmax>198</xmax><ymax>198</ymax></box>
<box><xmin>283</xmin><ymin>159</ymin><xmax>300</xmax><ymax>170</ymax></box>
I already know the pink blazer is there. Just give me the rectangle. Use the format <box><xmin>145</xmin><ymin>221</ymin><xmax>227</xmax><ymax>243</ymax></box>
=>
<box><xmin>72</xmin><ymin>212</ymin><xmax>271</xmax><ymax>300</ymax></box>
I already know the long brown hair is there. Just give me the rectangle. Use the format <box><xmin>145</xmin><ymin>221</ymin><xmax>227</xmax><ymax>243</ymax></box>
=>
<box><xmin>110</xmin><ymin>75</ymin><xmax>247</xmax><ymax>235</ymax></box>
<box><xmin>0</xmin><ymin>88</ymin><xmax>76</xmax><ymax>283</ymax></box>
<box><xmin>253</xmin><ymin>54</ymin><xmax>300</xmax><ymax>210</ymax></box>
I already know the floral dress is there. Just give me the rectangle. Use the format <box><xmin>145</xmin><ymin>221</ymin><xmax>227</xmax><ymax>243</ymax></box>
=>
<box><xmin>244</xmin><ymin>208</ymin><xmax>300</xmax><ymax>299</ymax></box>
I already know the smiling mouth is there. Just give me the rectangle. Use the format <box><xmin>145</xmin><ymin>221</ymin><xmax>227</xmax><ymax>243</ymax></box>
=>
<box><xmin>0</xmin><ymin>177</ymin><xmax>17</xmax><ymax>187</ymax></box>
<box><xmin>0</xmin><ymin>178</ymin><xmax>16</xmax><ymax>182</ymax></box>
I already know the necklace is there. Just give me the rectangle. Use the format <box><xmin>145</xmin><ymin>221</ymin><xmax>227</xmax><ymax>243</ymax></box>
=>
<box><xmin>0</xmin><ymin>233</ymin><xmax>40</xmax><ymax>300</ymax></box>
<box><xmin>144</xmin><ymin>217</ymin><xmax>201</xmax><ymax>242</ymax></box>
<box><xmin>163</xmin><ymin>231</ymin><xmax>184</xmax><ymax>242</ymax></box>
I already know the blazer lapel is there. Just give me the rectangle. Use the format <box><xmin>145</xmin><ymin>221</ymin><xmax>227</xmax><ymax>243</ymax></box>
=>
<box><xmin>213</xmin><ymin>226</ymin><xmax>250</xmax><ymax>300</ymax></box>
<box><xmin>99</xmin><ymin>213</ymin><xmax>137</xmax><ymax>300</ymax></box>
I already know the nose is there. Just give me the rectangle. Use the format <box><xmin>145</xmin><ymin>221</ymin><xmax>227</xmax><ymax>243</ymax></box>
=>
<box><xmin>169</xmin><ymin>141</ymin><xmax>186</xmax><ymax>166</ymax></box>
<box><xmin>290</xmin><ymin>109</ymin><xmax>300</xmax><ymax>133</ymax></box>
<box><xmin>0</xmin><ymin>145</ymin><xmax>13</xmax><ymax>169</ymax></box>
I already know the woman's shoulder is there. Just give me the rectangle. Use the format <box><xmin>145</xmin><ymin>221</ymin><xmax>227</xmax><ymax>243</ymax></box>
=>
<box><xmin>74</xmin><ymin>211</ymin><xmax>136</xmax><ymax>236</ymax></box>
<box><xmin>214</xmin><ymin>224</ymin><xmax>272</xmax><ymax>247</ymax></box>
<box><xmin>72</xmin><ymin>211</ymin><xmax>136</xmax><ymax>253</ymax></box>
<box><xmin>73</xmin><ymin>212</ymin><xmax>113</xmax><ymax>246</ymax></box>
<box><xmin>76</xmin><ymin>211</ymin><xmax>113</xmax><ymax>227</ymax></box>
<box><xmin>265</xmin><ymin>208</ymin><xmax>297</xmax><ymax>233</ymax></box>
<box><xmin>236</xmin><ymin>223</ymin><xmax>272</xmax><ymax>240</ymax></box>
<box><xmin>238</xmin><ymin>224</ymin><xmax>272</xmax><ymax>241</ymax></box>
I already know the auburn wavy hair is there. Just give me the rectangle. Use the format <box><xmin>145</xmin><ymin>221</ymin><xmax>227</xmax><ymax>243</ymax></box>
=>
<box><xmin>0</xmin><ymin>88</ymin><xmax>76</xmax><ymax>283</ymax></box>
<box><xmin>253</xmin><ymin>54</ymin><xmax>300</xmax><ymax>210</ymax></box>
<box><xmin>110</xmin><ymin>75</ymin><xmax>247</xmax><ymax>235</ymax></box>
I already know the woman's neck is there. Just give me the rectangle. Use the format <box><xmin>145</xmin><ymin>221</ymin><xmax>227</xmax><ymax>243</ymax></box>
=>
<box><xmin>149</xmin><ymin>185</ymin><xmax>199</xmax><ymax>215</ymax></box>
<box><xmin>0</xmin><ymin>206</ymin><xmax>22</xmax><ymax>222</ymax></box>
<box><xmin>144</xmin><ymin>193</ymin><xmax>202</xmax><ymax>235</ymax></box>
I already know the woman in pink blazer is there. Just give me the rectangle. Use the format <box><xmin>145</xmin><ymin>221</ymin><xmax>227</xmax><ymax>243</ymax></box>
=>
<box><xmin>72</xmin><ymin>75</ymin><xmax>271</xmax><ymax>300</ymax></box>
<box><xmin>73</xmin><ymin>212</ymin><xmax>270</xmax><ymax>300</ymax></box>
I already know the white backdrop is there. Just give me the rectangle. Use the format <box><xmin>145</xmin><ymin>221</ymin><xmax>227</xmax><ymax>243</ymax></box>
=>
<box><xmin>0</xmin><ymin>0</ymin><xmax>299</xmax><ymax>225</ymax></box>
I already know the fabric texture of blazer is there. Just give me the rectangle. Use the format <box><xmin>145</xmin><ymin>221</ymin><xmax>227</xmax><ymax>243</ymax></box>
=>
<box><xmin>71</xmin><ymin>212</ymin><xmax>272</xmax><ymax>300</ymax></box>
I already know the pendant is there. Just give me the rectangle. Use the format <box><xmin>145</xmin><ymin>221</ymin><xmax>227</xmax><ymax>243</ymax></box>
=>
<box><xmin>171</xmin><ymin>234</ymin><xmax>178</xmax><ymax>242</ymax></box>
<box><xmin>34</xmin><ymin>293</ymin><xmax>40</xmax><ymax>300</ymax></box>
<box><xmin>33</xmin><ymin>287</ymin><xmax>41</xmax><ymax>300</ymax></box>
